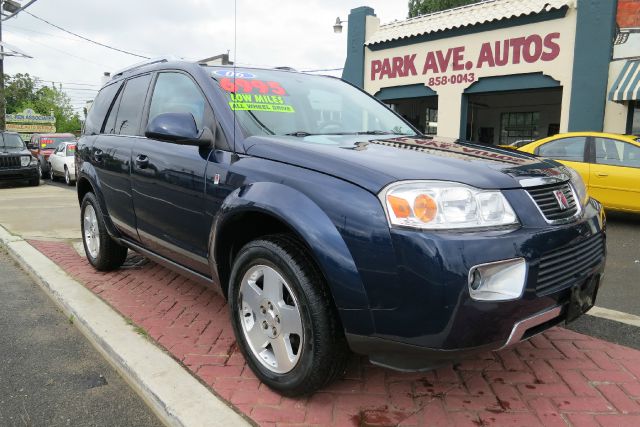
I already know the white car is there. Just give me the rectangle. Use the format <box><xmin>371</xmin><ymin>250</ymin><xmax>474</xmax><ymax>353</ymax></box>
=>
<box><xmin>48</xmin><ymin>141</ymin><xmax>77</xmax><ymax>185</ymax></box>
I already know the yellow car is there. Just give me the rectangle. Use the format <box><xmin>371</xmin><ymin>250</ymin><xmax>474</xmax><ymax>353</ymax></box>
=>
<box><xmin>518</xmin><ymin>132</ymin><xmax>640</xmax><ymax>213</ymax></box>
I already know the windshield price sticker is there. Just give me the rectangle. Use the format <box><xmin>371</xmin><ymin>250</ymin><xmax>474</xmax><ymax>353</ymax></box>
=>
<box><xmin>220</xmin><ymin>78</ymin><xmax>287</xmax><ymax>96</ymax></box>
<box><xmin>228</xmin><ymin>93</ymin><xmax>295</xmax><ymax>113</ymax></box>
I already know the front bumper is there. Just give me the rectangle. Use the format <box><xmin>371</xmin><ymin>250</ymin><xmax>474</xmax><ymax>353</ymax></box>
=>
<box><xmin>347</xmin><ymin>197</ymin><xmax>606</xmax><ymax>370</ymax></box>
<box><xmin>0</xmin><ymin>166</ymin><xmax>39</xmax><ymax>181</ymax></box>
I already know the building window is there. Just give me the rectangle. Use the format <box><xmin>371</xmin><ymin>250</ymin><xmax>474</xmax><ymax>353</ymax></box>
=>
<box><xmin>629</xmin><ymin>101</ymin><xmax>640</xmax><ymax>136</ymax></box>
<box><xmin>425</xmin><ymin>108</ymin><xmax>437</xmax><ymax>135</ymax></box>
<box><xmin>499</xmin><ymin>112</ymin><xmax>539</xmax><ymax>145</ymax></box>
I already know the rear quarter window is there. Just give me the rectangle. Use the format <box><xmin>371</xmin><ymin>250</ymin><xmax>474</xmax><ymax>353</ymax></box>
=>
<box><xmin>84</xmin><ymin>82</ymin><xmax>122</xmax><ymax>135</ymax></box>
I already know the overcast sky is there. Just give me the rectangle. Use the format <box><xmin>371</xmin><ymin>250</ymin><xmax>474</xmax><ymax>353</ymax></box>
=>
<box><xmin>3</xmin><ymin>0</ymin><xmax>407</xmax><ymax>115</ymax></box>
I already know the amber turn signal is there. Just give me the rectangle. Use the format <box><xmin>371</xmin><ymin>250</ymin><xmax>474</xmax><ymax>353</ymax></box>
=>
<box><xmin>388</xmin><ymin>195</ymin><xmax>411</xmax><ymax>218</ymax></box>
<box><xmin>414</xmin><ymin>194</ymin><xmax>437</xmax><ymax>223</ymax></box>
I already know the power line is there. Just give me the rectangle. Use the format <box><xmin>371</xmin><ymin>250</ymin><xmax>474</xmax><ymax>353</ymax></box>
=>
<box><xmin>8</xmin><ymin>32</ymin><xmax>111</xmax><ymax>68</ymax></box>
<box><xmin>5</xmin><ymin>23</ymin><xmax>81</xmax><ymax>42</ymax></box>
<box><xmin>23</xmin><ymin>11</ymin><xmax>150</xmax><ymax>59</ymax></box>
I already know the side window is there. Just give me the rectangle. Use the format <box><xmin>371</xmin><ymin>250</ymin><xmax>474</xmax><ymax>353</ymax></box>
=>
<box><xmin>148</xmin><ymin>73</ymin><xmax>206</xmax><ymax>130</ymax></box>
<box><xmin>537</xmin><ymin>137</ymin><xmax>586</xmax><ymax>162</ymax></box>
<box><xmin>103</xmin><ymin>88</ymin><xmax>124</xmax><ymax>135</ymax></box>
<box><xmin>114</xmin><ymin>74</ymin><xmax>152</xmax><ymax>136</ymax></box>
<box><xmin>595</xmin><ymin>138</ymin><xmax>640</xmax><ymax>168</ymax></box>
<box><xmin>84</xmin><ymin>82</ymin><xmax>122</xmax><ymax>136</ymax></box>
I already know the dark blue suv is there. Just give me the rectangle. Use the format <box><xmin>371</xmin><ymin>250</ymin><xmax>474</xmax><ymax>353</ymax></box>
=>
<box><xmin>77</xmin><ymin>59</ymin><xmax>606</xmax><ymax>396</ymax></box>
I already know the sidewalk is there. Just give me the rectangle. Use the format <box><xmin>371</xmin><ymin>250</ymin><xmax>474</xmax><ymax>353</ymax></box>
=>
<box><xmin>23</xmin><ymin>237</ymin><xmax>640</xmax><ymax>427</ymax></box>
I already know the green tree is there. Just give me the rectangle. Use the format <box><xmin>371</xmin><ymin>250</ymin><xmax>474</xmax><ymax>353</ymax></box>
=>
<box><xmin>4</xmin><ymin>73</ymin><xmax>82</xmax><ymax>133</ymax></box>
<box><xmin>408</xmin><ymin>0</ymin><xmax>480</xmax><ymax>17</ymax></box>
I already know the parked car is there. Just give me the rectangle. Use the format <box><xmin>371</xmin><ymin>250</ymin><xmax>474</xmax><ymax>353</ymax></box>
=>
<box><xmin>0</xmin><ymin>131</ymin><xmax>39</xmax><ymax>186</ymax></box>
<box><xmin>77</xmin><ymin>60</ymin><xmax>606</xmax><ymax>396</ymax></box>
<box><xmin>48</xmin><ymin>141</ymin><xmax>77</xmax><ymax>185</ymax></box>
<box><xmin>27</xmin><ymin>133</ymin><xmax>76</xmax><ymax>179</ymax></box>
<box><xmin>518</xmin><ymin>132</ymin><xmax>640</xmax><ymax>213</ymax></box>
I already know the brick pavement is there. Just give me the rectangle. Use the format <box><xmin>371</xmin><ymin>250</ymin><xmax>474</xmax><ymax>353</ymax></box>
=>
<box><xmin>29</xmin><ymin>239</ymin><xmax>640</xmax><ymax>427</ymax></box>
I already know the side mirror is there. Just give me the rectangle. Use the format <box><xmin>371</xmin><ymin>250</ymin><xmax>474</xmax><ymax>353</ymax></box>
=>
<box><xmin>145</xmin><ymin>112</ymin><xmax>211</xmax><ymax>147</ymax></box>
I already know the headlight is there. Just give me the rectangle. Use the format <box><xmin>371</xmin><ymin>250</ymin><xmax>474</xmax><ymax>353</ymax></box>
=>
<box><xmin>21</xmin><ymin>156</ymin><xmax>32</xmax><ymax>167</ymax></box>
<box><xmin>379</xmin><ymin>181</ymin><xmax>519</xmax><ymax>230</ymax></box>
<box><xmin>566</xmin><ymin>167</ymin><xmax>588</xmax><ymax>206</ymax></box>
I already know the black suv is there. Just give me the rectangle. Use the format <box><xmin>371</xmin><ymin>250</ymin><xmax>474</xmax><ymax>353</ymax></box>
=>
<box><xmin>77</xmin><ymin>59</ymin><xmax>606</xmax><ymax>395</ymax></box>
<box><xmin>0</xmin><ymin>132</ymin><xmax>39</xmax><ymax>186</ymax></box>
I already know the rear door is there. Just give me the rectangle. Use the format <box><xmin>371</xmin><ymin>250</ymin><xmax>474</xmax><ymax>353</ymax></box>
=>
<box><xmin>130</xmin><ymin>71</ymin><xmax>221</xmax><ymax>273</ymax></box>
<box><xmin>91</xmin><ymin>75</ymin><xmax>152</xmax><ymax>240</ymax></box>
<box><xmin>535</xmin><ymin>136</ymin><xmax>590</xmax><ymax>185</ymax></box>
<box><xmin>590</xmin><ymin>137</ymin><xmax>640</xmax><ymax>212</ymax></box>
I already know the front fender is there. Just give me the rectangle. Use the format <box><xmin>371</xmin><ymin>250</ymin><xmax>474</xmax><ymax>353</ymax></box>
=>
<box><xmin>213</xmin><ymin>181</ymin><xmax>373</xmax><ymax>332</ymax></box>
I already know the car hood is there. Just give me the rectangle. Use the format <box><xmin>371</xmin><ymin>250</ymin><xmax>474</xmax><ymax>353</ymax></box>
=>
<box><xmin>244</xmin><ymin>135</ymin><xmax>571</xmax><ymax>193</ymax></box>
<box><xmin>0</xmin><ymin>147</ymin><xmax>30</xmax><ymax>155</ymax></box>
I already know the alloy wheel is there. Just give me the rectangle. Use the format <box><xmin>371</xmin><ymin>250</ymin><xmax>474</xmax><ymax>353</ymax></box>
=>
<box><xmin>65</xmin><ymin>168</ymin><xmax>70</xmax><ymax>184</ymax></box>
<box><xmin>238</xmin><ymin>265</ymin><xmax>303</xmax><ymax>374</ymax></box>
<box><xmin>83</xmin><ymin>205</ymin><xmax>100</xmax><ymax>259</ymax></box>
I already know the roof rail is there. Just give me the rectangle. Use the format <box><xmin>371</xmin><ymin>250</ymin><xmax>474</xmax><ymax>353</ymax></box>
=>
<box><xmin>111</xmin><ymin>56</ymin><xmax>179</xmax><ymax>79</ymax></box>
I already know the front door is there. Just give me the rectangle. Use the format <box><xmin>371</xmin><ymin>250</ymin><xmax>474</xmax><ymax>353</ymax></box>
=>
<box><xmin>590</xmin><ymin>137</ymin><xmax>640</xmax><ymax>212</ymax></box>
<box><xmin>536</xmin><ymin>136</ymin><xmax>590</xmax><ymax>186</ymax></box>
<box><xmin>131</xmin><ymin>71</ymin><xmax>225</xmax><ymax>273</ymax></box>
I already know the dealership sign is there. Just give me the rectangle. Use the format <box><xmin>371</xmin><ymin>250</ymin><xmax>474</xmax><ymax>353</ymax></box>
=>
<box><xmin>370</xmin><ymin>32</ymin><xmax>561</xmax><ymax>87</ymax></box>
<box><xmin>6</xmin><ymin>108</ymin><xmax>56</xmax><ymax>134</ymax></box>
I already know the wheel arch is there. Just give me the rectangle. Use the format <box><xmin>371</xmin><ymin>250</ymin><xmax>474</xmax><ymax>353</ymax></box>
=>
<box><xmin>210</xmin><ymin>182</ymin><xmax>373</xmax><ymax>334</ymax></box>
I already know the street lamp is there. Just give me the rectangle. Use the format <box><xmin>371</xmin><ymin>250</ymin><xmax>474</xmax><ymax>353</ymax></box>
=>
<box><xmin>333</xmin><ymin>17</ymin><xmax>346</xmax><ymax>34</ymax></box>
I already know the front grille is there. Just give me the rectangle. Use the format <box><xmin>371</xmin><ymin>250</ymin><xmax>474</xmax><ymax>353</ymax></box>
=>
<box><xmin>526</xmin><ymin>182</ymin><xmax>578</xmax><ymax>222</ymax></box>
<box><xmin>536</xmin><ymin>233</ymin><xmax>605</xmax><ymax>295</ymax></box>
<box><xmin>0</xmin><ymin>156</ymin><xmax>20</xmax><ymax>169</ymax></box>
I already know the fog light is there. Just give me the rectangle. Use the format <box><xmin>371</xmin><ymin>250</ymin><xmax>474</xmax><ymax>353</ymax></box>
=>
<box><xmin>468</xmin><ymin>258</ymin><xmax>527</xmax><ymax>301</ymax></box>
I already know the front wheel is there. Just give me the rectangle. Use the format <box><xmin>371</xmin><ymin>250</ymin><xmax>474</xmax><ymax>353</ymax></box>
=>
<box><xmin>80</xmin><ymin>192</ymin><xmax>128</xmax><ymax>271</ymax></box>
<box><xmin>228</xmin><ymin>235</ymin><xmax>348</xmax><ymax>396</ymax></box>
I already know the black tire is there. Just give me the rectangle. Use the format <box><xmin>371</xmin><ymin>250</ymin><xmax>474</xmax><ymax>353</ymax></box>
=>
<box><xmin>28</xmin><ymin>177</ymin><xmax>39</xmax><ymax>186</ymax></box>
<box><xmin>49</xmin><ymin>163</ymin><xmax>55</xmax><ymax>181</ymax></box>
<box><xmin>37</xmin><ymin>162</ymin><xmax>43</xmax><ymax>179</ymax></box>
<box><xmin>64</xmin><ymin>167</ymin><xmax>74</xmax><ymax>186</ymax></box>
<box><xmin>80</xmin><ymin>192</ymin><xmax>128</xmax><ymax>271</ymax></box>
<box><xmin>228</xmin><ymin>234</ymin><xmax>349</xmax><ymax>396</ymax></box>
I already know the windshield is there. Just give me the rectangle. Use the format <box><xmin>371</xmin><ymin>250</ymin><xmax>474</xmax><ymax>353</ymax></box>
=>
<box><xmin>1</xmin><ymin>134</ymin><xmax>25</xmax><ymax>149</ymax></box>
<box><xmin>40</xmin><ymin>136</ymin><xmax>74</xmax><ymax>150</ymax></box>
<box><xmin>209</xmin><ymin>68</ymin><xmax>418</xmax><ymax>138</ymax></box>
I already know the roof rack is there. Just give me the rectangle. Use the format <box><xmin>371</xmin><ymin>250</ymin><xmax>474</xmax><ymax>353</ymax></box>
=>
<box><xmin>111</xmin><ymin>56</ymin><xmax>179</xmax><ymax>79</ymax></box>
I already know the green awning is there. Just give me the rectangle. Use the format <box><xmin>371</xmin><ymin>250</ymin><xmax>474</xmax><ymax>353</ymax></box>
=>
<box><xmin>609</xmin><ymin>60</ymin><xmax>640</xmax><ymax>102</ymax></box>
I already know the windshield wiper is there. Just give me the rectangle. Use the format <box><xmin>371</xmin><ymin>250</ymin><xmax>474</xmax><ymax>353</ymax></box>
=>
<box><xmin>285</xmin><ymin>131</ymin><xmax>316</xmax><ymax>137</ymax></box>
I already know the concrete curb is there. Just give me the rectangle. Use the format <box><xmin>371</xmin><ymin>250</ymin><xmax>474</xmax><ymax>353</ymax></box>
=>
<box><xmin>0</xmin><ymin>226</ymin><xmax>250</xmax><ymax>427</ymax></box>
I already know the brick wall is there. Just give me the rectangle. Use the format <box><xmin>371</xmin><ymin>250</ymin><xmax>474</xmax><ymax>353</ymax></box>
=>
<box><xmin>617</xmin><ymin>0</ymin><xmax>640</xmax><ymax>28</ymax></box>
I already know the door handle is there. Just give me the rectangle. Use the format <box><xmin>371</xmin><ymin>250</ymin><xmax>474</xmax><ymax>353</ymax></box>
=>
<box><xmin>93</xmin><ymin>149</ymin><xmax>103</xmax><ymax>162</ymax></box>
<box><xmin>135</xmin><ymin>154</ymin><xmax>149</xmax><ymax>169</ymax></box>
<box><xmin>595</xmin><ymin>172</ymin><xmax>609</xmax><ymax>177</ymax></box>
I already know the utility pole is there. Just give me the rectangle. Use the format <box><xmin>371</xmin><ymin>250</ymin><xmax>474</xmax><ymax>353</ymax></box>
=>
<box><xmin>0</xmin><ymin>5</ymin><xmax>5</xmax><ymax>131</ymax></box>
<box><xmin>0</xmin><ymin>1</ymin><xmax>24</xmax><ymax>131</ymax></box>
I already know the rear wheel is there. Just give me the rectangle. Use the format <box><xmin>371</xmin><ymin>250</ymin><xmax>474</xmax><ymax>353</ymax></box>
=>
<box><xmin>228</xmin><ymin>235</ymin><xmax>348</xmax><ymax>396</ymax></box>
<box><xmin>49</xmin><ymin>163</ymin><xmax>55</xmax><ymax>181</ymax></box>
<box><xmin>64</xmin><ymin>167</ymin><xmax>73</xmax><ymax>186</ymax></box>
<box><xmin>81</xmin><ymin>192</ymin><xmax>128</xmax><ymax>271</ymax></box>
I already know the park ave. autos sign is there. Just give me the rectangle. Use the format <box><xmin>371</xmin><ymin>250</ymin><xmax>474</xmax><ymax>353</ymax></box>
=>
<box><xmin>370</xmin><ymin>32</ymin><xmax>561</xmax><ymax>87</ymax></box>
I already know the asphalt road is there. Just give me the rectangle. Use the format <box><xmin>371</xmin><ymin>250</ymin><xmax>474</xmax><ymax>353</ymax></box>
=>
<box><xmin>0</xmin><ymin>248</ymin><xmax>162</xmax><ymax>427</ymax></box>
<box><xmin>566</xmin><ymin>210</ymin><xmax>640</xmax><ymax>350</ymax></box>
